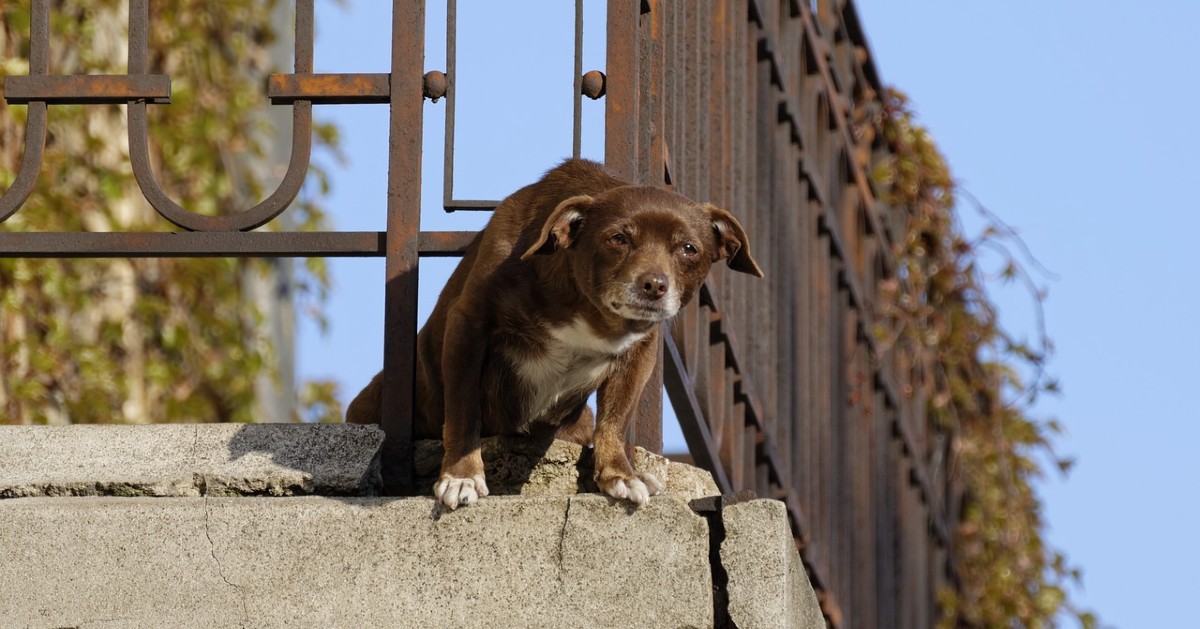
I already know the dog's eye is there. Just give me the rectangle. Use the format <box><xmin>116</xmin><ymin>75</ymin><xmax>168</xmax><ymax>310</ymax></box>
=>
<box><xmin>680</xmin><ymin>243</ymin><xmax>699</xmax><ymax>257</ymax></box>
<box><xmin>608</xmin><ymin>233</ymin><xmax>629</xmax><ymax>246</ymax></box>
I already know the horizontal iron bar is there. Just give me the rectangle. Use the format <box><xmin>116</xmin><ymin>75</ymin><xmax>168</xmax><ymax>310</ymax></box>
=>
<box><xmin>4</xmin><ymin>75</ymin><xmax>171</xmax><ymax>104</ymax></box>
<box><xmin>0</xmin><ymin>231</ymin><xmax>477</xmax><ymax>258</ymax></box>
<box><xmin>443</xmin><ymin>200</ymin><xmax>498</xmax><ymax>212</ymax></box>
<box><xmin>267</xmin><ymin>73</ymin><xmax>390</xmax><ymax>104</ymax></box>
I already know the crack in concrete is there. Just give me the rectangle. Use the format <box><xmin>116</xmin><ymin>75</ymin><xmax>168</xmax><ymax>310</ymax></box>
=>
<box><xmin>55</xmin><ymin>617</ymin><xmax>133</xmax><ymax>628</ymax></box>
<box><xmin>556</xmin><ymin>496</ymin><xmax>572</xmax><ymax>583</ymax></box>
<box><xmin>191</xmin><ymin>426</ymin><xmax>209</xmax><ymax>497</ymax></box>
<box><xmin>690</xmin><ymin>498</ymin><xmax>732</xmax><ymax>628</ymax></box>
<box><xmin>203</xmin><ymin>497</ymin><xmax>249</xmax><ymax>628</ymax></box>
<box><xmin>190</xmin><ymin>425</ymin><xmax>200</xmax><ymax>465</ymax></box>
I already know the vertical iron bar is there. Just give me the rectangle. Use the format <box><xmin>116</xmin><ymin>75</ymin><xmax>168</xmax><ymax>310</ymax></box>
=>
<box><xmin>572</xmin><ymin>0</ymin><xmax>584</xmax><ymax>158</ymax></box>
<box><xmin>128</xmin><ymin>0</ymin><xmax>148</xmax><ymax>74</ymax></box>
<box><xmin>637</xmin><ymin>1</ymin><xmax>660</xmax><ymax>189</ymax></box>
<box><xmin>694</xmin><ymin>0</ymin><xmax>710</xmax><ymax>203</ymax></box>
<box><xmin>442</xmin><ymin>0</ymin><xmax>458</xmax><ymax>210</ymax></box>
<box><xmin>605</xmin><ymin>0</ymin><xmax>639</xmax><ymax>180</ymax></box>
<box><xmin>380</xmin><ymin>0</ymin><xmax>426</xmax><ymax>492</ymax></box>
<box><xmin>294</xmin><ymin>0</ymin><xmax>314</xmax><ymax>74</ymax></box>
<box><xmin>635</xmin><ymin>0</ymin><xmax>664</xmax><ymax>454</ymax></box>
<box><xmin>604</xmin><ymin>0</ymin><xmax>663</xmax><ymax>453</ymax></box>
<box><xmin>664</xmin><ymin>0</ymin><xmax>678</xmax><ymax>187</ymax></box>
<box><xmin>681</xmin><ymin>0</ymin><xmax>695</xmax><ymax>197</ymax></box>
<box><xmin>27</xmin><ymin>0</ymin><xmax>49</xmax><ymax>73</ymax></box>
<box><xmin>754</xmin><ymin>1</ymin><xmax>777</xmax><ymax>491</ymax></box>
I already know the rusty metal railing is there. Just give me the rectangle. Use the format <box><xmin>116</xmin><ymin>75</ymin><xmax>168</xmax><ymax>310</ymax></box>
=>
<box><xmin>2</xmin><ymin>1</ymin><xmax>956</xmax><ymax>626</ymax></box>
<box><xmin>606</xmin><ymin>1</ymin><xmax>959</xmax><ymax>626</ymax></box>
<box><xmin>0</xmin><ymin>0</ymin><xmax>450</xmax><ymax>491</ymax></box>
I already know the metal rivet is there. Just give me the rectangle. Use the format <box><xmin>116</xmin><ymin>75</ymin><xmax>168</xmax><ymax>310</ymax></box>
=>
<box><xmin>581</xmin><ymin>70</ymin><xmax>606</xmax><ymax>100</ymax></box>
<box><xmin>423</xmin><ymin>70</ymin><xmax>447</xmax><ymax>102</ymax></box>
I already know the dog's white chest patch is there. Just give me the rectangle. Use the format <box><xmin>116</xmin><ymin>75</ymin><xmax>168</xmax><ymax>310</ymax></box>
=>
<box><xmin>515</xmin><ymin>318</ymin><xmax>647</xmax><ymax>421</ymax></box>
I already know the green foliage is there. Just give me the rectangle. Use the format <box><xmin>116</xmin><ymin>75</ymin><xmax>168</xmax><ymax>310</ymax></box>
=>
<box><xmin>299</xmin><ymin>379</ymin><xmax>344</xmax><ymax>424</ymax></box>
<box><xmin>874</xmin><ymin>89</ymin><xmax>1096</xmax><ymax>629</ymax></box>
<box><xmin>0</xmin><ymin>2</ymin><xmax>340</xmax><ymax>424</ymax></box>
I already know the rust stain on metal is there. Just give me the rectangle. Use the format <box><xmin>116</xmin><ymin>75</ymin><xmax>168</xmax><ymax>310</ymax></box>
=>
<box><xmin>267</xmin><ymin>73</ymin><xmax>390</xmax><ymax>104</ymax></box>
<box><xmin>378</xmin><ymin>0</ymin><xmax>426</xmax><ymax>493</ymax></box>
<box><xmin>4</xmin><ymin>75</ymin><xmax>171</xmax><ymax>104</ymax></box>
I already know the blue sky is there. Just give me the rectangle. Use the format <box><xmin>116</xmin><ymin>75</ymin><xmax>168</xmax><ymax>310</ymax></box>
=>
<box><xmin>855</xmin><ymin>2</ymin><xmax>1200</xmax><ymax>626</ymax></box>
<box><xmin>301</xmin><ymin>2</ymin><xmax>1200</xmax><ymax>626</ymax></box>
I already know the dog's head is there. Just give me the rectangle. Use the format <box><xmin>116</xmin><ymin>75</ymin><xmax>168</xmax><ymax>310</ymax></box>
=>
<box><xmin>521</xmin><ymin>186</ymin><xmax>763</xmax><ymax>323</ymax></box>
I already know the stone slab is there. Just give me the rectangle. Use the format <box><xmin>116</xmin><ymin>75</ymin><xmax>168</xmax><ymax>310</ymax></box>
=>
<box><xmin>0</xmin><ymin>494</ymin><xmax>713</xmax><ymax>629</ymax></box>
<box><xmin>721</xmin><ymin>499</ymin><xmax>826</xmax><ymax>629</ymax></box>
<box><xmin>0</xmin><ymin>423</ymin><xmax>384</xmax><ymax>498</ymax></box>
<box><xmin>413</xmin><ymin>436</ymin><xmax>720</xmax><ymax>501</ymax></box>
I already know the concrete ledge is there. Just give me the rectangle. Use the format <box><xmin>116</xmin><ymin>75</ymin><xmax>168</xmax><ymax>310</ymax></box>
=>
<box><xmin>721</xmin><ymin>499</ymin><xmax>826</xmax><ymax>629</ymax></box>
<box><xmin>0</xmin><ymin>423</ymin><xmax>384</xmax><ymax>498</ymax></box>
<box><xmin>0</xmin><ymin>494</ymin><xmax>713</xmax><ymax>629</ymax></box>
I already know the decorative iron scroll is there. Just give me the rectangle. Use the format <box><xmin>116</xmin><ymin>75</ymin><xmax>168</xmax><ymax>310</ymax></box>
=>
<box><xmin>1</xmin><ymin>0</ymin><xmax>306</xmax><ymax>230</ymax></box>
<box><xmin>0</xmin><ymin>0</ymin><xmax>444</xmax><ymax>491</ymax></box>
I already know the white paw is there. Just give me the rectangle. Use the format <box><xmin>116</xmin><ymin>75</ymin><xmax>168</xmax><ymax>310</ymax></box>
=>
<box><xmin>639</xmin><ymin>471</ymin><xmax>664</xmax><ymax>496</ymax></box>
<box><xmin>604</xmin><ymin>476</ymin><xmax>654</xmax><ymax>506</ymax></box>
<box><xmin>433</xmin><ymin>474</ymin><xmax>489</xmax><ymax>510</ymax></box>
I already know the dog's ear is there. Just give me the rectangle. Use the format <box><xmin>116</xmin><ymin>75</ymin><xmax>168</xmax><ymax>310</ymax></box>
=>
<box><xmin>708</xmin><ymin>205</ymin><xmax>764</xmax><ymax>278</ymax></box>
<box><xmin>521</xmin><ymin>195</ymin><xmax>594</xmax><ymax>259</ymax></box>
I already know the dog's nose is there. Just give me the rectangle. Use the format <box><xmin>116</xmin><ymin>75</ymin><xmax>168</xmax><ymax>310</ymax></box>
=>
<box><xmin>638</xmin><ymin>271</ymin><xmax>669</xmax><ymax>300</ymax></box>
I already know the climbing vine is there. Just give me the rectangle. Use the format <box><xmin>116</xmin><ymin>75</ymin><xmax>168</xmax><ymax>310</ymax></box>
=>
<box><xmin>0</xmin><ymin>1</ymin><xmax>342</xmax><ymax>424</ymax></box>
<box><xmin>874</xmin><ymin>88</ymin><xmax>1097</xmax><ymax>629</ymax></box>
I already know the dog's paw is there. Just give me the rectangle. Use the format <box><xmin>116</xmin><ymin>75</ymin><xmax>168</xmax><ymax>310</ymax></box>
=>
<box><xmin>598</xmin><ymin>471</ymin><xmax>663</xmax><ymax>507</ymax></box>
<box><xmin>639</xmin><ymin>471</ymin><xmax>665</xmax><ymax>496</ymax></box>
<box><xmin>433</xmin><ymin>474</ymin><xmax>490</xmax><ymax>510</ymax></box>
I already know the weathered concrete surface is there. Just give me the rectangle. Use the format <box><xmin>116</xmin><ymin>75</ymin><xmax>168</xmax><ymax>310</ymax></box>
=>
<box><xmin>414</xmin><ymin>436</ymin><xmax>720</xmax><ymax>501</ymax></box>
<box><xmin>721</xmin><ymin>499</ymin><xmax>826</xmax><ymax>629</ymax></box>
<box><xmin>0</xmin><ymin>494</ymin><xmax>713</xmax><ymax>629</ymax></box>
<box><xmin>0</xmin><ymin>423</ymin><xmax>384</xmax><ymax>498</ymax></box>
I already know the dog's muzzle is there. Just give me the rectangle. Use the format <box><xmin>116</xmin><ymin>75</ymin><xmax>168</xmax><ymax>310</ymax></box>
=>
<box><xmin>608</xmin><ymin>281</ymin><xmax>681</xmax><ymax>322</ymax></box>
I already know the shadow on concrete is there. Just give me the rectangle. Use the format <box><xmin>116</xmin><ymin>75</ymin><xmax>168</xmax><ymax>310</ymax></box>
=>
<box><xmin>411</xmin><ymin>435</ymin><xmax>595</xmax><ymax>497</ymax></box>
<box><xmin>219</xmin><ymin>422</ymin><xmax>385</xmax><ymax>498</ymax></box>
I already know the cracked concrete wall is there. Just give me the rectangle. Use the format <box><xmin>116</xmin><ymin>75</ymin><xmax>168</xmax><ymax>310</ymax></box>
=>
<box><xmin>721</xmin><ymin>499</ymin><xmax>827</xmax><ymax>629</ymax></box>
<box><xmin>0</xmin><ymin>495</ymin><xmax>714</xmax><ymax>629</ymax></box>
<box><xmin>0</xmin><ymin>424</ymin><xmax>825</xmax><ymax>628</ymax></box>
<box><xmin>2</xmin><ymin>498</ymin><xmax>247</xmax><ymax>627</ymax></box>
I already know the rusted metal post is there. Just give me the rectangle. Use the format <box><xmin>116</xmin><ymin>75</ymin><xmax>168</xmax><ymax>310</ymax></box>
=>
<box><xmin>379</xmin><ymin>0</ymin><xmax>426</xmax><ymax>492</ymax></box>
<box><xmin>605</xmin><ymin>0</ymin><xmax>640</xmax><ymax>181</ymax></box>
<box><xmin>605</xmin><ymin>0</ymin><xmax>663</xmax><ymax>454</ymax></box>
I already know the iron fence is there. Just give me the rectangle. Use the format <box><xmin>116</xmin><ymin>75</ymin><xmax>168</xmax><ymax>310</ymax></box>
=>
<box><xmin>0</xmin><ymin>1</ymin><xmax>956</xmax><ymax>626</ymax></box>
<box><xmin>615</xmin><ymin>2</ymin><xmax>959</xmax><ymax>625</ymax></box>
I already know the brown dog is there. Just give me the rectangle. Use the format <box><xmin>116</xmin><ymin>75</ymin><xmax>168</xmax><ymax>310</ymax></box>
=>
<box><xmin>347</xmin><ymin>159</ymin><xmax>761</xmax><ymax>509</ymax></box>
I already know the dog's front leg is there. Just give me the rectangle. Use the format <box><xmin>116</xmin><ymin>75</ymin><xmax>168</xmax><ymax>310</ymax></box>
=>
<box><xmin>434</xmin><ymin>306</ymin><xmax>489</xmax><ymax>509</ymax></box>
<box><xmin>593</xmin><ymin>328</ymin><xmax>666</xmax><ymax>507</ymax></box>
